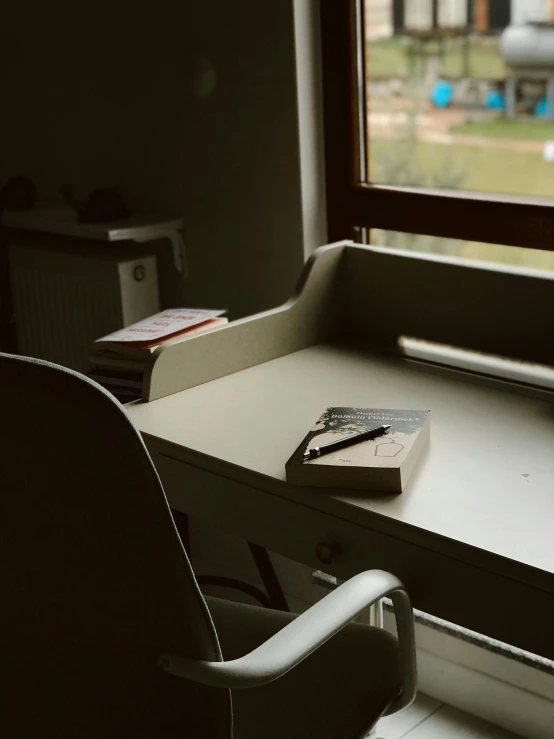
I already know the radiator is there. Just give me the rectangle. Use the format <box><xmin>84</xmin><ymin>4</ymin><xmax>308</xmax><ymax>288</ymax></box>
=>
<box><xmin>9</xmin><ymin>243</ymin><xmax>159</xmax><ymax>372</ymax></box>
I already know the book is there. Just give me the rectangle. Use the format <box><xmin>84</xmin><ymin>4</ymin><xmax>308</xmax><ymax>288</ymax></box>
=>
<box><xmin>87</xmin><ymin>368</ymin><xmax>143</xmax><ymax>390</ymax></box>
<box><xmin>90</xmin><ymin>317</ymin><xmax>228</xmax><ymax>365</ymax></box>
<box><xmin>87</xmin><ymin>307</ymin><xmax>228</xmax><ymax>400</ymax></box>
<box><xmin>86</xmin><ymin>364</ymin><xmax>143</xmax><ymax>403</ymax></box>
<box><xmin>286</xmin><ymin>407</ymin><xmax>430</xmax><ymax>493</ymax></box>
<box><xmin>86</xmin><ymin>353</ymin><xmax>148</xmax><ymax>374</ymax></box>
<box><xmin>93</xmin><ymin>308</ymin><xmax>227</xmax><ymax>360</ymax></box>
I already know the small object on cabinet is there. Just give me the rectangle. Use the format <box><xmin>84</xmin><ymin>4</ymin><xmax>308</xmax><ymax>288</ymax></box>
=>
<box><xmin>59</xmin><ymin>184</ymin><xmax>131</xmax><ymax>223</ymax></box>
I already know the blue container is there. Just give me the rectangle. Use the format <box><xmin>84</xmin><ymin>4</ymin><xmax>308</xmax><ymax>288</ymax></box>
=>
<box><xmin>535</xmin><ymin>96</ymin><xmax>552</xmax><ymax>117</ymax></box>
<box><xmin>431</xmin><ymin>80</ymin><xmax>453</xmax><ymax>108</ymax></box>
<box><xmin>485</xmin><ymin>90</ymin><xmax>505</xmax><ymax>110</ymax></box>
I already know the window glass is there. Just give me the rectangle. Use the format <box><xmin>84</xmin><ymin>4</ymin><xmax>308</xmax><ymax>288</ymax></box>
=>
<box><xmin>370</xmin><ymin>227</ymin><xmax>554</xmax><ymax>271</ymax></box>
<box><xmin>365</xmin><ymin>0</ymin><xmax>554</xmax><ymax>199</ymax></box>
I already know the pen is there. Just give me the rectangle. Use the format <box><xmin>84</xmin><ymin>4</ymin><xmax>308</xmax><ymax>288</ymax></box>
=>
<box><xmin>303</xmin><ymin>424</ymin><xmax>391</xmax><ymax>462</ymax></box>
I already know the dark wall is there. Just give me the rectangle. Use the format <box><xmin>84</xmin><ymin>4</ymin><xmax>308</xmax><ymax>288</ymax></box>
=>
<box><xmin>0</xmin><ymin>1</ymin><xmax>305</xmax><ymax>319</ymax></box>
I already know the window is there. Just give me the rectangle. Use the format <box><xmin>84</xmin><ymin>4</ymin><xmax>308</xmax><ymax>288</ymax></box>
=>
<box><xmin>320</xmin><ymin>0</ymin><xmax>554</xmax><ymax>272</ymax></box>
<box><xmin>317</xmin><ymin>3</ymin><xmax>554</xmax><ymax>702</ymax></box>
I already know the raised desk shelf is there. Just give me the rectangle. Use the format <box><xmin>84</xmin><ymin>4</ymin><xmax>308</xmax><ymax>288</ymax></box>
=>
<box><xmin>127</xmin><ymin>241</ymin><xmax>554</xmax><ymax>659</ymax></box>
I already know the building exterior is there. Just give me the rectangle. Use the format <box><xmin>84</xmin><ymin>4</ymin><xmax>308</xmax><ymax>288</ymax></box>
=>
<box><xmin>368</xmin><ymin>0</ymin><xmax>554</xmax><ymax>41</ymax></box>
<box><xmin>389</xmin><ymin>0</ymin><xmax>525</xmax><ymax>35</ymax></box>
<box><xmin>511</xmin><ymin>0</ymin><xmax>553</xmax><ymax>26</ymax></box>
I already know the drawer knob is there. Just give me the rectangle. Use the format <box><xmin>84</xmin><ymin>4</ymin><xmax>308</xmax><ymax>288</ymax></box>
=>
<box><xmin>316</xmin><ymin>540</ymin><xmax>340</xmax><ymax>565</ymax></box>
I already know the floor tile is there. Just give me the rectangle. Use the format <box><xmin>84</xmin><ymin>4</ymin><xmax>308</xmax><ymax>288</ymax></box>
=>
<box><xmin>401</xmin><ymin>704</ymin><xmax>523</xmax><ymax>738</ymax></box>
<box><xmin>370</xmin><ymin>693</ymin><xmax>441</xmax><ymax>739</ymax></box>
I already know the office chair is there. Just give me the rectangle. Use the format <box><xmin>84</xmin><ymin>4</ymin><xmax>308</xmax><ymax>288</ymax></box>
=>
<box><xmin>0</xmin><ymin>352</ymin><xmax>416</xmax><ymax>738</ymax></box>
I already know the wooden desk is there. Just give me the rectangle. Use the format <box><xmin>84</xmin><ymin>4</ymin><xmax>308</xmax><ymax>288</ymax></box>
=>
<box><xmin>126</xmin><ymin>241</ymin><xmax>554</xmax><ymax>660</ymax></box>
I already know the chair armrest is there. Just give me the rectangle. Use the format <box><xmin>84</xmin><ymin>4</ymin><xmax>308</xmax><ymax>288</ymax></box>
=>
<box><xmin>158</xmin><ymin>569</ymin><xmax>416</xmax><ymax>713</ymax></box>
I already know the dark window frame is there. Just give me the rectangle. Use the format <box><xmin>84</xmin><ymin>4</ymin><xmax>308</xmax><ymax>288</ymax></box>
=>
<box><xmin>320</xmin><ymin>0</ymin><xmax>554</xmax><ymax>254</ymax></box>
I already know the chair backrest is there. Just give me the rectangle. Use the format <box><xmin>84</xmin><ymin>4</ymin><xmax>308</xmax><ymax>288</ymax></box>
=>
<box><xmin>0</xmin><ymin>353</ymin><xmax>231</xmax><ymax>738</ymax></box>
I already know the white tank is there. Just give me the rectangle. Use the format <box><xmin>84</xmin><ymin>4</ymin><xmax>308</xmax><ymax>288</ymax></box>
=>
<box><xmin>501</xmin><ymin>25</ymin><xmax>554</xmax><ymax>68</ymax></box>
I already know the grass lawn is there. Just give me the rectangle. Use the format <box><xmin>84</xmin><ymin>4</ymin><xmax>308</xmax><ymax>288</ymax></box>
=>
<box><xmin>450</xmin><ymin>119</ymin><xmax>554</xmax><ymax>141</ymax></box>
<box><xmin>370</xmin><ymin>138</ymin><xmax>554</xmax><ymax>197</ymax></box>
<box><xmin>368</xmin><ymin>36</ymin><xmax>508</xmax><ymax>80</ymax></box>
<box><xmin>371</xmin><ymin>228</ymin><xmax>554</xmax><ymax>271</ymax></box>
<box><xmin>369</xmin><ymin>137</ymin><xmax>554</xmax><ymax>271</ymax></box>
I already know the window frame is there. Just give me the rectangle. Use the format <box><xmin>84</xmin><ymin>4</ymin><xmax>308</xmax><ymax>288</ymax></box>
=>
<box><xmin>320</xmin><ymin>0</ymin><xmax>554</xmax><ymax>253</ymax></box>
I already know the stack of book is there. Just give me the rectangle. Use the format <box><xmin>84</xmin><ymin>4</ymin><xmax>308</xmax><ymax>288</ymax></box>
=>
<box><xmin>88</xmin><ymin>308</ymin><xmax>227</xmax><ymax>402</ymax></box>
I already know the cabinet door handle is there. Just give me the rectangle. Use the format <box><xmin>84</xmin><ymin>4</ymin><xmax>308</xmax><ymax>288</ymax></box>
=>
<box><xmin>316</xmin><ymin>540</ymin><xmax>341</xmax><ymax>565</ymax></box>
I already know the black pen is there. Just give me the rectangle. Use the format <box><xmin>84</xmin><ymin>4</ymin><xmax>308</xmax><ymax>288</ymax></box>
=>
<box><xmin>303</xmin><ymin>424</ymin><xmax>391</xmax><ymax>462</ymax></box>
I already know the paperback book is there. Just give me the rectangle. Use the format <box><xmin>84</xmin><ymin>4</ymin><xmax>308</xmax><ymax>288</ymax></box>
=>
<box><xmin>88</xmin><ymin>307</ymin><xmax>227</xmax><ymax>401</ymax></box>
<box><xmin>286</xmin><ymin>407</ymin><xmax>430</xmax><ymax>493</ymax></box>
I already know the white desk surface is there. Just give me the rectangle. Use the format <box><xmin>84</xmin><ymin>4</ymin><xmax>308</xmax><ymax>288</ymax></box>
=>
<box><xmin>128</xmin><ymin>340</ymin><xmax>554</xmax><ymax>582</ymax></box>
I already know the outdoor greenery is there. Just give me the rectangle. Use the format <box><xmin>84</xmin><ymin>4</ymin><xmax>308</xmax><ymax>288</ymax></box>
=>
<box><xmin>450</xmin><ymin>119</ymin><xmax>554</xmax><ymax>141</ymax></box>
<box><xmin>366</xmin><ymin>30</ymin><xmax>554</xmax><ymax>270</ymax></box>
<box><xmin>371</xmin><ymin>137</ymin><xmax>554</xmax><ymax>197</ymax></box>
<box><xmin>371</xmin><ymin>118</ymin><xmax>468</xmax><ymax>189</ymax></box>
<box><xmin>371</xmin><ymin>227</ymin><xmax>554</xmax><ymax>272</ymax></box>
<box><xmin>367</xmin><ymin>35</ymin><xmax>508</xmax><ymax>80</ymax></box>
<box><xmin>370</xmin><ymin>136</ymin><xmax>554</xmax><ymax>270</ymax></box>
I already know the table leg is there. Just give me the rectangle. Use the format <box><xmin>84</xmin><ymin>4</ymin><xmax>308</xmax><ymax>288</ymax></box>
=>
<box><xmin>248</xmin><ymin>542</ymin><xmax>289</xmax><ymax>612</ymax></box>
<box><xmin>171</xmin><ymin>509</ymin><xmax>288</xmax><ymax>611</ymax></box>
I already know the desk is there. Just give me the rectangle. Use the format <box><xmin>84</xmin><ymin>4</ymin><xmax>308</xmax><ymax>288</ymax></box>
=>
<box><xmin>126</xmin><ymin>241</ymin><xmax>554</xmax><ymax>660</ymax></box>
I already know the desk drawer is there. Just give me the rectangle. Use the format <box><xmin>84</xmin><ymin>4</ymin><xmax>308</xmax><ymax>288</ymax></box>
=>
<box><xmin>153</xmin><ymin>449</ymin><xmax>554</xmax><ymax>661</ymax></box>
<box><xmin>156</xmin><ymin>451</ymin><xmax>355</xmax><ymax>576</ymax></box>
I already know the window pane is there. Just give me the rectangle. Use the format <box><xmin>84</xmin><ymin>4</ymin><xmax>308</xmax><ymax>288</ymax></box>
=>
<box><xmin>370</xmin><ymin>227</ymin><xmax>554</xmax><ymax>272</ymax></box>
<box><xmin>365</xmin><ymin>0</ymin><xmax>554</xmax><ymax>199</ymax></box>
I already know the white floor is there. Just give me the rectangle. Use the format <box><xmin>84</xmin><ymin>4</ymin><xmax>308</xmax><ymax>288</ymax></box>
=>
<box><xmin>372</xmin><ymin>693</ymin><xmax>522</xmax><ymax>739</ymax></box>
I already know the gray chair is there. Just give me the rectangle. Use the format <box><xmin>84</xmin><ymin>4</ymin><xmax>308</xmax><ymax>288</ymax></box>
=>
<box><xmin>0</xmin><ymin>352</ymin><xmax>416</xmax><ymax>739</ymax></box>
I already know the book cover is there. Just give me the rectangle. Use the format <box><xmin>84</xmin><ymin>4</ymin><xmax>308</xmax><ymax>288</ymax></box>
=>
<box><xmin>92</xmin><ymin>315</ymin><xmax>228</xmax><ymax>362</ymax></box>
<box><xmin>286</xmin><ymin>407</ymin><xmax>430</xmax><ymax>493</ymax></box>
<box><xmin>94</xmin><ymin>308</ymin><xmax>226</xmax><ymax>347</ymax></box>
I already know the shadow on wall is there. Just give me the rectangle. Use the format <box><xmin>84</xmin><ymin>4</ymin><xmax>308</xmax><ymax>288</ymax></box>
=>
<box><xmin>0</xmin><ymin>1</ymin><xmax>304</xmax><ymax>318</ymax></box>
